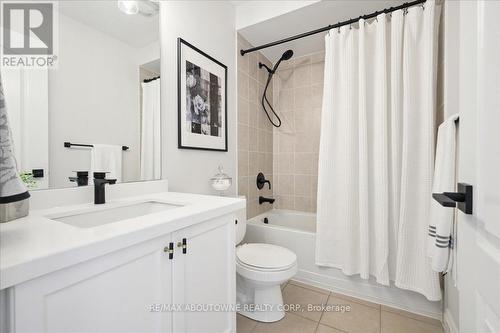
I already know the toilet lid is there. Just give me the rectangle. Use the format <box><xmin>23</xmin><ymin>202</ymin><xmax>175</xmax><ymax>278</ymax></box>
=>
<box><xmin>236</xmin><ymin>243</ymin><xmax>297</xmax><ymax>269</ymax></box>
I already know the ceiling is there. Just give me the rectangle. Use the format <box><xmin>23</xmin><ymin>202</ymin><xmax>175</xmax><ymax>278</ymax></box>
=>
<box><xmin>238</xmin><ymin>0</ymin><xmax>403</xmax><ymax>62</ymax></box>
<box><xmin>59</xmin><ymin>1</ymin><xmax>159</xmax><ymax>49</ymax></box>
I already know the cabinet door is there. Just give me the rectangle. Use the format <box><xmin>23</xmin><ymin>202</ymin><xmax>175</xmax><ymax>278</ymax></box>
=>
<box><xmin>172</xmin><ymin>215</ymin><xmax>236</xmax><ymax>333</ymax></box>
<box><xmin>14</xmin><ymin>235</ymin><xmax>173</xmax><ymax>333</ymax></box>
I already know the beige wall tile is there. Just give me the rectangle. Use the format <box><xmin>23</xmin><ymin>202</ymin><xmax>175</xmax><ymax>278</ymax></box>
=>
<box><xmin>278</xmin><ymin>153</ymin><xmax>294</xmax><ymax>174</ymax></box>
<box><xmin>294</xmin><ymin>195</ymin><xmax>312</xmax><ymax>212</ymax></box>
<box><xmin>248</xmin><ymin>199</ymin><xmax>259</xmax><ymax>219</ymax></box>
<box><xmin>278</xmin><ymin>88</ymin><xmax>295</xmax><ymax>111</ymax></box>
<box><xmin>238</xmin><ymin>96</ymin><xmax>249</xmax><ymax>125</ymax></box>
<box><xmin>311</xmin><ymin>84</ymin><xmax>324</xmax><ymax>108</ymax></box>
<box><xmin>294</xmin><ymin>175</ymin><xmax>312</xmax><ymax>196</ymax></box>
<box><xmin>278</xmin><ymin>132</ymin><xmax>295</xmax><ymax>152</ymax></box>
<box><xmin>238</xmin><ymin>151</ymin><xmax>249</xmax><ymax>177</ymax></box>
<box><xmin>294</xmin><ymin>86</ymin><xmax>312</xmax><ymax>109</ymax></box>
<box><xmin>294</xmin><ymin>108</ymin><xmax>313</xmax><ymax>132</ymax></box>
<box><xmin>270</xmin><ymin>53</ymin><xmax>324</xmax><ymax>213</ymax></box>
<box><xmin>249</xmin><ymin>78</ymin><xmax>259</xmax><ymax>102</ymax></box>
<box><xmin>277</xmin><ymin>68</ymin><xmax>295</xmax><ymax>90</ymax></box>
<box><xmin>311</xmin><ymin>59</ymin><xmax>325</xmax><ymax>85</ymax></box>
<box><xmin>277</xmin><ymin>175</ymin><xmax>294</xmax><ymax>195</ymax></box>
<box><xmin>238</xmin><ymin>70</ymin><xmax>249</xmax><ymax>100</ymax></box>
<box><xmin>294</xmin><ymin>63</ymin><xmax>312</xmax><ymax>88</ymax></box>
<box><xmin>249</xmin><ymin>152</ymin><xmax>260</xmax><ymax>176</ymax></box>
<box><xmin>264</xmin><ymin>153</ymin><xmax>273</xmax><ymax>174</ymax></box>
<box><xmin>295</xmin><ymin>153</ymin><xmax>313</xmax><ymax>174</ymax></box>
<box><xmin>258</xmin><ymin>129</ymin><xmax>266</xmax><ymax>152</ymax></box>
<box><xmin>249</xmin><ymin>102</ymin><xmax>259</xmax><ymax>128</ymax></box>
<box><xmin>237</xmin><ymin>37</ymin><xmax>273</xmax><ymax>218</ymax></box>
<box><xmin>294</xmin><ymin>134</ymin><xmax>313</xmax><ymax>153</ymax></box>
<box><xmin>238</xmin><ymin>124</ymin><xmax>249</xmax><ymax>151</ymax></box>
<box><xmin>248</xmin><ymin>126</ymin><xmax>259</xmax><ymax>152</ymax></box>
<box><xmin>249</xmin><ymin>51</ymin><xmax>259</xmax><ymax>81</ymax></box>
<box><xmin>277</xmin><ymin>195</ymin><xmax>294</xmax><ymax>210</ymax></box>
<box><xmin>238</xmin><ymin>176</ymin><xmax>249</xmax><ymax>198</ymax></box>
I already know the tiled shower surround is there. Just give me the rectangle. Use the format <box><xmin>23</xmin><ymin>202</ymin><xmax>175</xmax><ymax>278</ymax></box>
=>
<box><xmin>237</xmin><ymin>32</ymin><xmax>325</xmax><ymax>216</ymax></box>
<box><xmin>272</xmin><ymin>52</ymin><xmax>324</xmax><ymax>213</ymax></box>
<box><xmin>237</xmin><ymin>34</ymin><xmax>274</xmax><ymax>218</ymax></box>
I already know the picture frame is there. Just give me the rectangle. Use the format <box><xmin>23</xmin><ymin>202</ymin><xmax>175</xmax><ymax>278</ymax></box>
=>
<box><xmin>177</xmin><ymin>38</ymin><xmax>228</xmax><ymax>151</ymax></box>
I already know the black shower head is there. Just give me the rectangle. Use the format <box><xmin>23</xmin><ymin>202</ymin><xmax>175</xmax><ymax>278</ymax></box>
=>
<box><xmin>281</xmin><ymin>49</ymin><xmax>294</xmax><ymax>61</ymax></box>
<box><xmin>272</xmin><ymin>49</ymin><xmax>294</xmax><ymax>73</ymax></box>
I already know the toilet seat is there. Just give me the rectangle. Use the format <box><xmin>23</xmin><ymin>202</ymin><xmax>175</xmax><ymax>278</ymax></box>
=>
<box><xmin>236</xmin><ymin>243</ymin><xmax>297</xmax><ymax>271</ymax></box>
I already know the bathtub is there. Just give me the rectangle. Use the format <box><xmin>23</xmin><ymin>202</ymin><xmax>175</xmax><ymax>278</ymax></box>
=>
<box><xmin>244</xmin><ymin>209</ymin><xmax>442</xmax><ymax>320</ymax></box>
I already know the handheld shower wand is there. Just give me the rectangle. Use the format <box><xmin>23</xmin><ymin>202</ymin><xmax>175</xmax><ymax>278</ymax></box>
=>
<box><xmin>259</xmin><ymin>50</ymin><xmax>294</xmax><ymax>128</ymax></box>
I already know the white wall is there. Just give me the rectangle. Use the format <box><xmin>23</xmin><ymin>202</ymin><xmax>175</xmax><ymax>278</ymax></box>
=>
<box><xmin>234</xmin><ymin>1</ymin><xmax>319</xmax><ymax>30</ymax></box>
<box><xmin>160</xmin><ymin>1</ymin><xmax>237</xmax><ymax>195</ymax></box>
<box><xmin>49</xmin><ymin>14</ymin><xmax>145</xmax><ymax>188</ymax></box>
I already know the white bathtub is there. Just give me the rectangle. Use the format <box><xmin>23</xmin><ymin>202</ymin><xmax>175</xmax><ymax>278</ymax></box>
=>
<box><xmin>244</xmin><ymin>209</ymin><xmax>442</xmax><ymax>320</ymax></box>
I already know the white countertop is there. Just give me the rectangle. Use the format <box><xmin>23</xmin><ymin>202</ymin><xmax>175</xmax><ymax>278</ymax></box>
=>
<box><xmin>0</xmin><ymin>192</ymin><xmax>245</xmax><ymax>290</ymax></box>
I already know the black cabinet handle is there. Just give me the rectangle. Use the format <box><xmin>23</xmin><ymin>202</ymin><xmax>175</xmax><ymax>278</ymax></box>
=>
<box><xmin>432</xmin><ymin>183</ymin><xmax>473</xmax><ymax>215</ymax></box>
<box><xmin>164</xmin><ymin>242</ymin><xmax>174</xmax><ymax>259</ymax></box>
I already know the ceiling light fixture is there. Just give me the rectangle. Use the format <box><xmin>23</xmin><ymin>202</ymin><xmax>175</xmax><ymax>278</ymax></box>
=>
<box><xmin>118</xmin><ymin>0</ymin><xmax>139</xmax><ymax>15</ymax></box>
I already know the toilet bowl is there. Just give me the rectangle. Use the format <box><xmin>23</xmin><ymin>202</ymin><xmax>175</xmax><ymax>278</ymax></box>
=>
<box><xmin>234</xmin><ymin>209</ymin><xmax>298</xmax><ymax>323</ymax></box>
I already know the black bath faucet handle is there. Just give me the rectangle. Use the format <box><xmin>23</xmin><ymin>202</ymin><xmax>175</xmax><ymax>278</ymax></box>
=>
<box><xmin>256</xmin><ymin>172</ymin><xmax>271</xmax><ymax>190</ymax></box>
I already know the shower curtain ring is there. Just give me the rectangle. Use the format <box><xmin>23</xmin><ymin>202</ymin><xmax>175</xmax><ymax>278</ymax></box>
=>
<box><xmin>349</xmin><ymin>20</ymin><xmax>352</xmax><ymax>29</ymax></box>
<box><xmin>420</xmin><ymin>4</ymin><xmax>425</xmax><ymax>10</ymax></box>
<box><xmin>403</xmin><ymin>8</ymin><xmax>409</xmax><ymax>15</ymax></box>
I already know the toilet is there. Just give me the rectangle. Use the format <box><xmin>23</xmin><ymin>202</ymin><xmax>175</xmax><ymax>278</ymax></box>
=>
<box><xmin>235</xmin><ymin>209</ymin><xmax>298</xmax><ymax>323</ymax></box>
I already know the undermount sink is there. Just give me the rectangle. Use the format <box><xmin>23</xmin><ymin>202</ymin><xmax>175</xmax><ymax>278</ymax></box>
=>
<box><xmin>48</xmin><ymin>201</ymin><xmax>183</xmax><ymax>228</ymax></box>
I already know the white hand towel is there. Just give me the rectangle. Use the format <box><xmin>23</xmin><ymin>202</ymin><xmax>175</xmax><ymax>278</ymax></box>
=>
<box><xmin>0</xmin><ymin>74</ymin><xmax>30</xmax><ymax>203</ymax></box>
<box><xmin>427</xmin><ymin>113</ymin><xmax>459</xmax><ymax>272</ymax></box>
<box><xmin>90</xmin><ymin>144</ymin><xmax>123</xmax><ymax>183</ymax></box>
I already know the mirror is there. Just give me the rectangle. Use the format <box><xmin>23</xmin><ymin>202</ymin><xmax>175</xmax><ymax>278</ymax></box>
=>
<box><xmin>2</xmin><ymin>0</ymin><xmax>161</xmax><ymax>190</ymax></box>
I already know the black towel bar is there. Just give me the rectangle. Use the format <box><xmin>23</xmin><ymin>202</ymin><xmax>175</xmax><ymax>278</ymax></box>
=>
<box><xmin>432</xmin><ymin>183</ymin><xmax>473</xmax><ymax>214</ymax></box>
<box><xmin>64</xmin><ymin>142</ymin><xmax>129</xmax><ymax>151</ymax></box>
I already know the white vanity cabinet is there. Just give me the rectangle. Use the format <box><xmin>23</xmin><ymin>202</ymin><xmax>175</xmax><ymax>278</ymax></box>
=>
<box><xmin>8</xmin><ymin>214</ymin><xmax>236</xmax><ymax>333</ymax></box>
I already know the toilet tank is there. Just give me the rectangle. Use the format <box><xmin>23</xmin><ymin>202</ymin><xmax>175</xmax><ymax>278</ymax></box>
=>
<box><xmin>235</xmin><ymin>208</ymin><xmax>247</xmax><ymax>245</ymax></box>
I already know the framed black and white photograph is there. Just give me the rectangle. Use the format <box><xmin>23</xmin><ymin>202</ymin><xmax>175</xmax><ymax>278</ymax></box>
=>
<box><xmin>178</xmin><ymin>38</ymin><xmax>228</xmax><ymax>151</ymax></box>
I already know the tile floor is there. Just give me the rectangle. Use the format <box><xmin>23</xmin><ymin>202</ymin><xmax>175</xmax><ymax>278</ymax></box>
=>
<box><xmin>237</xmin><ymin>280</ymin><xmax>444</xmax><ymax>333</ymax></box>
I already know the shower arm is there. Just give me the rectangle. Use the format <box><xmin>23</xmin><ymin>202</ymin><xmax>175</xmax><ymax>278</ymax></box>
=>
<box><xmin>259</xmin><ymin>62</ymin><xmax>273</xmax><ymax>74</ymax></box>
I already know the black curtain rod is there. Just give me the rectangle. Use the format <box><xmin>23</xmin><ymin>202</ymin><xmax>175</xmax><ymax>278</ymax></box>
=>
<box><xmin>143</xmin><ymin>76</ymin><xmax>160</xmax><ymax>83</ymax></box>
<box><xmin>64</xmin><ymin>142</ymin><xmax>129</xmax><ymax>151</ymax></box>
<box><xmin>240</xmin><ymin>0</ymin><xmax>426</xmax><ymax>56</ymax></box>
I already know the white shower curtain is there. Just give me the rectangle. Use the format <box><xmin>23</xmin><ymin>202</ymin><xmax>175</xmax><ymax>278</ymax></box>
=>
<box><xmin>315</xmin><ymin>1</ymin><xmax>442</xmax><ymax>301</ymax></box>
<box><xmin>140</xmin><ymin>79</ymin><xmax>161</xmax><ymax>181</ymax></box>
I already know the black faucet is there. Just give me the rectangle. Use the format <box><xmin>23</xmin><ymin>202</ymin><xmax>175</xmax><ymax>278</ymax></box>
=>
<box><xmin>256</xmin><ymin>172</ymin><xmax>271</xmax><ymax>190</ymax></box>
<box><xmin>69</xmin><ymin>171</ymin><xmax>89</xmax><ymax>187</ymax></box>
<box><xmin>259</xmin><ymin>196</ymin><xmax>275</xmax><ymax>205</ymax></box>
<box><xmin>93</xmin><ymin>172</ymin><xmax>116</xmax><ymax>205</ymax></box>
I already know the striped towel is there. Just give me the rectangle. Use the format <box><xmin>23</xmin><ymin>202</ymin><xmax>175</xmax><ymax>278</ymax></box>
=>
<box><xmin>427</xmin><ymin>114</ymin><xmax>459</xmax><ymax>272</ymax></box>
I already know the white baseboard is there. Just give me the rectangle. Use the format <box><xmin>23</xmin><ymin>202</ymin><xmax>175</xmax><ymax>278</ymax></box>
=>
<box><xmin>294</xmin><ymin>269</ymin><xmax>442</xmax><ymax>320</ymax></box>
<box><xmin>443</xmin><ymin>309</ymin><xmax>459</xmax><ymax>333</ymax></box>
